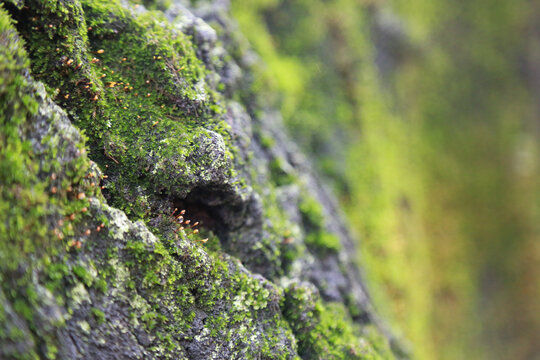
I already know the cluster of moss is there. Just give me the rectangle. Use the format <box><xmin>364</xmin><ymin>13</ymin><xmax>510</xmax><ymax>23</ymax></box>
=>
<box><xmin>298</xmin><ymin>195</ymin><xmax>341</xmax><ymax>255</ymax></box>
<box><xmin>5</xmin><ymin>0</ymin><xmax>239</xmax><ymax>221</ymax></box>
<box><xmin>231</xmin><ymin>0</ymin><xmax>366</xmax><ymax>193</ymax></box>
<box><xmin>281</xmin><ymin>282</ymin><xmax>393</xmax><ymax>360</ymax></box>
<box><xmin>0</xmin><ymin>0</ymin><xmax>396</xmax><ymax>358</ymax></box>
<box><xmin>4</xmin><ymin>0</ymin><xmax>311</xmax><ymax>285</ymax></box>
<box><xmin>0</xmin><ymin>5</ymin><xmax>101</xmax><ymax>357</ymax></box>
<box><xmin>94</xmin><ymin>202</ymin><xmax>298</xmax><ymax>359</ymax></box>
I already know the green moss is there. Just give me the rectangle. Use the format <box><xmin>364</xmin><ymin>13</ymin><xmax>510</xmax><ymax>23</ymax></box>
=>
<box><xmin>0</xmin><ymin>6</ymin><xmax>96</xmax><ymax>358</ymax></box>
<box><xmin>44</xmin><ymin>263</ymin><xmax>70</xmax><ymax>293</ymax></box>
<box><xmin>259</xmin><ymin>132</ymin><xmax>276</xmax><ymax>149</ymax></box>
<box><xmin>270</xmin><ymin>157</ymin><xmax>296</xmax><ymax>186</ymax></box>
<box><xmin>0</xmin><ymin>0</ymin><xmax>394</xmax><ymax>358</ymax></box>
<box><xmin>72</xmin><ymin>265</ymin><xmax>94</xmax><ymax>287</ymax></box>
<box><xmin>93</xmin><ymin>277</ymin><xmax>108</xmax><ymax>293</ymax></box>
<box><xmin>305</xmin><ymin>231</ymin><xmax>341</xmax><ymax>254</ymax></box>
<box><xmin>282</xmin><ymin>282</ymin><xmax>392</xmax><ymax>359</ymax></box>
<box><xmin>260</xmin><ymin>189</ymin><xmax>305</xmax><ymax>276</ymax></box>
<box><xmin>232</xmin><ymin>0</ymin><xmax>540</xmax><ymax>358</ymax></box>
<box><xmin>299</xmin><ymin>194</ymin><xmax>342</xmax><ymax>254</ymax></box>
<box><xmin>299</xmin><ymin>194</ymin><xmax>325</xmax><ymax>227</ymax></box>
<box><xmin>91</xmin><ymin>307</ymin><xmax>106</xmax><ymax>324</ymax></box>
<box><xmin>105</xmin><ymin>226</ymin><xmax>298</xmax><ymax>359</ymax></box>
<box><xmin>231</xmin><ymin>0</ymin><xmax>366</xmax><ymax>194</ymax></box>
<box><xmin>6</xmin><ymin>0</ymin><xmax>241</xmax><ymax>224</ymax></box>
<box><xmin>0</xmin><ymin>3</ymin><xmax>47</xmax><ymax>275</ymax></box>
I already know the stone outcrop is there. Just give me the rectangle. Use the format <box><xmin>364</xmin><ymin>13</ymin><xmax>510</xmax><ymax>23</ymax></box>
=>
<box><xmin>0</xmin><ymin>0</ymin><xmax>402</xmax><ymax>358</ymax></box>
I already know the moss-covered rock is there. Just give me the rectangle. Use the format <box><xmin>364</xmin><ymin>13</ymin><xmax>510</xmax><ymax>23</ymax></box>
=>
<box><xmin>0</xmin><ymin>0</ymin><xmax>400</xmax><ymax>358</ymax></box>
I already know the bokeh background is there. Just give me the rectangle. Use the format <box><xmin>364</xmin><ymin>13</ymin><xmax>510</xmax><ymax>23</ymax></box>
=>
<box><xmin>231</xmin><ymin>0</ymin><xmax>540</xmax><ymax>359</ymax></box>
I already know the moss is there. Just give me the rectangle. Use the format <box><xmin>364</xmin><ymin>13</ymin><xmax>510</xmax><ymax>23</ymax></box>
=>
<box><xmin>0</xmin><ymin>7</ymin><xmax>95</xmax><ymax>358</ymax></box>
<box><xmin>305</xmin><ymin>231</ymin><xmax>341</xmax><ymax>254</ymax></box>
<box><xmin>281</xmin><ymin>282</ymin><xmax>393</xmax><ymax>359</ymax></box>
<box><xmin>106</xmin><ymin>224</ymin><xmax>298</xmax><ymax>358</ymax></box>
<box><xmin>0</xmin><ymin>3</ymin><xmax>47</xmax><ymax>275</ymax></box>
<box><xmin>231</xmin><ymin>0</ymin><xmax>364</xmax><ymax>193</ymax></box>
<box><xmin>72</xmin><ymin>264</ymin><xmax>94</xmax><ymax>287</ymax></box>
<box><xmin>91</xmin><ymin>307</ymin><xmax>106</xmax><ymax>324</ymax></box>
<box><xmin>0</xmin><ymin>0</ymin><xmax>394</xmax><ymax>358</ymax></box>
<box><xmin>269</xmin><ymin>157</ymin><xmax>297</xmax><ymax>186</ymax></box>
<box><xmin>261</xmin><ymin>189</ymin><xmax>305</xmax><ymax>276</ymax></box>
<box><xmin>299</xmin><ymin>194</ymin><xmax>342</xmax><ymax>255</ymax></box>
<box><xmin>259</xmin><ymin>132</ymin><xmax>276</xmax><ymax>149</ymax></box>
<box><xmin>5</xmin><ymin>0</ymin><xmax>242</xmax><ymax>225</ymax></box>
<box><xmin>93</xmin><ymin>277</ymin><xmax>108</xmax><ymax>293</ymax></box>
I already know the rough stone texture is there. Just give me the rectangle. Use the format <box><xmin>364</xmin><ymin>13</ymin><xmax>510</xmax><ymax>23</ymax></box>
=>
<box><xmin>0</xmin><ymin>0</ymin><xmax>402</xmax><ymax>359</ymax></box>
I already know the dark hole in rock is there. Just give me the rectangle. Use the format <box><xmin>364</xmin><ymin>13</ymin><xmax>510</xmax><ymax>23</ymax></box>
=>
<box><xmin>172</xmin><ymin>185</ymin><xmax>249</xmax><ymax>239</ymax></box>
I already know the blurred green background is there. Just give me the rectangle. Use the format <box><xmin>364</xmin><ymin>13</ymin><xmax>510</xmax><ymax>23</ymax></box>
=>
<box><xmin>231</xmin><ymin>0</ymin><xmax>540</xmax><ymax>359</ymax></box>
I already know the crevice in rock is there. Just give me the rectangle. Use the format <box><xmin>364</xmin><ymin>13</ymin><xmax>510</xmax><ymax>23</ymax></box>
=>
<box><xmin>171</xmin><ymin>184</ymin><xmax>251</xmax><ymax>240</ymax></box>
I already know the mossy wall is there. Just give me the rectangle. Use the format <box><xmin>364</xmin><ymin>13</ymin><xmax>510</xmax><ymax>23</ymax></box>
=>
<box><xmin>4</xmin><ymin>0</ymin><xmax>537</xmax><ymax>359</ymax></box>
<box><xmin>0</xmin><ymin>0</ymin><xmax>399</xmax><ymax>359</ymax></box>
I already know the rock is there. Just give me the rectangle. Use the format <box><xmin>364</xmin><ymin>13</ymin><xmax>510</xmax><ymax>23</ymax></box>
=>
<box><xmin>0</xmin><ymin>0</ymin><xmax>400</xmax><ymax>359</ymax></box>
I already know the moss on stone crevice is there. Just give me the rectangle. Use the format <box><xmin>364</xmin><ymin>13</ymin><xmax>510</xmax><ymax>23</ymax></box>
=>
<box><xmin>4</xmin><ymin>0</ymin><xmax>242</xmax><ymax>220</ymax></box>
<box><xmin>0</xmin><ymin>0</ymin><xmax>398</xmax><ymax>358</ymax></box>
